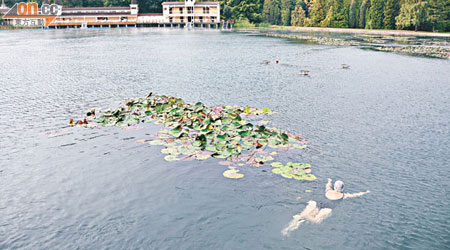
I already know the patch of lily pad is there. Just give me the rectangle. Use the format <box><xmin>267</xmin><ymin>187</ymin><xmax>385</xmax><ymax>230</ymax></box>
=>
<box><xmin>270</xmin><ymin>162</ymin><xmax>316</xmax><ymax>181</ymax></box>
<box><xmin>73</xmin><ymin>93</ymin><xmax>315</xmax><ymax>181</ymax></box>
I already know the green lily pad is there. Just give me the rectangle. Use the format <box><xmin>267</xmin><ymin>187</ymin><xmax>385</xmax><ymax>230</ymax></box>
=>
<box><xmin>149</xmin><ymin>140</ymin><xmax>166</xmax><ymax>146</ymax></box>
<box><xmin>281</xmin><ymin>172</ymin><xmax>293</xmax><ymax>179</ymax></box>
<box><xmin>164</xmin><ymin>155</ymin><xmax>179</xmax><ymax>162</ymax></box>
<box><xmin>272</xmin><ymin>168</ymin><xmax>282</xmax><ymax>174</ymax></box>
<box><xmin>223</xmin><ymin>168</ymin><xmax>244</xmax><ymax>179</ymax></box>
<box><xmin>161</xmin><ymin>147</ymin><xmax>179</xmax><ymax>155</ymax></box>
<box><xmin>302</xmin><ymin>174</ymin><xmax>317</xmax><ymax>181</ymax></box>
<box><xmin>292</xmin><ymin>144</ymin><xmax>307</xmax><ymax>149</ymax></box>
<box><xmin>74</xmin><ymin>93</ymin><xmax>317</xmax><ymax>182</ymax></box>
<box><xmin>271</xmin><ymin>162</ymin><xmax>284</xmax><ymax>168</ymax></box>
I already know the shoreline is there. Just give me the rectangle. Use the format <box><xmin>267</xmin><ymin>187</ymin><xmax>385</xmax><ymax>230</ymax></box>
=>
<box><xmin>236</xmin><ymin>26</ymin><xmax>450</xmax><ymax>38</ymax></box>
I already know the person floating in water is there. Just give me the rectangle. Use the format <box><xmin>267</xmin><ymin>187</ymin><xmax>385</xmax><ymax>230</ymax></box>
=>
<box><xmin>282</xmin><ymin>178</ymin><xmax>370</xmax><ymax>236</ymax></box>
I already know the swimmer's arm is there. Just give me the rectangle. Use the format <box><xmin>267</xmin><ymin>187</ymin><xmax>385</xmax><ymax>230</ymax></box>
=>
<box><xmin>325</xmin><ymin>178</ymin><xmax>333</xmax><ymax>192</ymax></box>
<box><xmin>343</xmin><ymin>190</ymin><xmax>370</xmax><ymax>199</ymax></box>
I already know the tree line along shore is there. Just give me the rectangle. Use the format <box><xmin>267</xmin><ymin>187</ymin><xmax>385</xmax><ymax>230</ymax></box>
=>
<box><xmin>228</xmin><ymin>0</ymin><xmax>450</xmax><ymax>32</ymax></box>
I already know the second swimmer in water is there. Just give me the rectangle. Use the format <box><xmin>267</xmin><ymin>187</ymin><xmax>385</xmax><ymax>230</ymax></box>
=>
<box><xmin>282</xmin><ymin>178</ymin><xmax>370</xmax><ymax>236</ymax></box>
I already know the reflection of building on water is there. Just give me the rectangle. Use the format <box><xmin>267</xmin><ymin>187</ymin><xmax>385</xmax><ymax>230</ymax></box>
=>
<box><xmin>1</xmin><ymin>0</ymin><xmax>232</xmax><ymax>29</ymax></box>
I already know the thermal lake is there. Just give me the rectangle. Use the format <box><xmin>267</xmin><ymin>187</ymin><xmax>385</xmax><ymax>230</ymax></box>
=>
<box><xmin>0</xmin><ymin>28</ymin><xmax>449</xmax><ymax>249</ymax></box>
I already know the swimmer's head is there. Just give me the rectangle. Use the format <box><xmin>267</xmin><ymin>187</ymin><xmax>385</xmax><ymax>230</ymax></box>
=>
<box><xmin>334</xmin><ymin>180</ymin><xmax>344</xmax><ymax>192</ymax></box>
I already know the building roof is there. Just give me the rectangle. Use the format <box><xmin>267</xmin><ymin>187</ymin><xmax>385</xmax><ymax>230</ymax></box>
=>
<box><xmin>138</xmin><ymin>13</ymin><xmax>163</xmax><ymax>16</ymax></box>
<box><xmin>195</xmin><ymin>2</ymin><xmax>220</xmax><ymax>5</ymax></box>
<box><xmin>61</xmin><ymin>12</ymin><xmax>132</xmax><ymax>16</ymax></box>
<box><xmin>62</xmin><ymin>7</ymin><xmax>130</xmax><ymax>11</ymax></box>
<box><xmin>131</xmin><ymin>0</ymin><xmax>137</xmax><ymax>4</ymax></box>
<box><xmin>162</xmin><ymin>1</ymin><xmax>219</xmax><ymax>5</ymax></box>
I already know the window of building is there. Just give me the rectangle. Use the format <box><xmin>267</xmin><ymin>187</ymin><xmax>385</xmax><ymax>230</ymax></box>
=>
<box><xmin>180</xmin><ymin>17</ymin><xmax>184</xmax><ymax>22</ymax></box>
<box><xmin>169</xmin><ymin>17</ymin><xmax>173</xmax><ymax>22</ymax></box>
<box><xmin>199</xmin><ymin>16</ymin><xmax>203</xmax><ymax>22</ymax></box>
<box><xmin>187</xmin><ymin>7</ymin><xmax>193</xmax><ymax>14</ymax></box>
<box><xmin>211</xmin><ymin>16</ymin><xmax>216</xmax><ymax>22</ymax></box>
<box><xmin>179</xmin><ymin>7</ymin><xmax>183</xmax><ymax>14</ymax></box>
<box><xmin>169</xmin><ymin>8</ymin><xmax>172</xmax><ymax>14</ymax></box>
<box><xmin>203</xmin><ymin>7</ymin><xmax>209</xmax><ymax>14</ymax></box>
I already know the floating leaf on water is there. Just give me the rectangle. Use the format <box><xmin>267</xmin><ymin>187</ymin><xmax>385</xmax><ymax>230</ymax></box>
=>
<box><xmin>281</xmin><ymin>172</ymin><xmax>293</xmax><ymax>179</ymax></box>
<box><xmin>272</xmin><ymin>168</ymin><xmax>282</xmax><ymax>174</ymax></box>
<box><xmin>164</xmin><ymin>155</ymin><xmax>179</xmax><ymax>162</ymax></box>
<box><xmin>292</xmin><ymin>144</ymin><xmax>307</xmax><ymax>149</ymax></box>
<box><xmin>305</xmin><ymin>190</ymin><xmax>312</xmax><ymax>193</ymax></box>
<box><xmin>262</xmin><ymin>107</ymin><xmax>272</xmax><ymax>114</ymax></box>
<box><xmin>223</xmin><ymin>168</ymin><xmax>244</xmax><ymax>179</ymax></box>
<box><xmin>73</xmin><ymin>93</ymin><xmax>317</xmax><ymax>180</ymax></box>
<box><xmin>302</xmin><ymin>174</ymin><xmax>316</xmax><ymax>181</ymax></box>
<box><xmin>194</xmin><ymin>151</ymin><xmax>212</xmax><ymax>160</ymax></box>
<box><xmin>255</xmin><ymin>156</ymin><xmax>274</xmax><ymax>163</ymax></box>
<box><xmin>271</xmin><ymin>162</ymin><xmax>284</xmax><ymax>168</ymax></box>
<box><xmin>149</xmin><ymin>140</ymin><xmax>166</xmax><ymax>146</ymax></box>
<box><xmin>161</xmin><ymin>147</ymin><xmax>179</xmax><ymax>156</ymax></box>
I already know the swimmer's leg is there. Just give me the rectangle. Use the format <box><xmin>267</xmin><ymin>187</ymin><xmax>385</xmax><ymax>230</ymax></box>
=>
<box><xmin>282</xmin><ymin>218</ymin><xmax>305</xmax><ymax>236</ymax></box>
<box><xmin>308</xmin><ymin>208</ymin><xmax>332</xmax><ymax>224</ymax></box>
<box><xmin>281</xmin><ymin>201</ymin><xmax>317</xmax><ymax>236</ymax></box>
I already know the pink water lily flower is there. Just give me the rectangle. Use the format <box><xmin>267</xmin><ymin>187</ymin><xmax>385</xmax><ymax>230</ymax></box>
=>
<box><xmin>212</xmin><ymin>106</ymin><xmax>223</xmax><ymax>116</ymax></box>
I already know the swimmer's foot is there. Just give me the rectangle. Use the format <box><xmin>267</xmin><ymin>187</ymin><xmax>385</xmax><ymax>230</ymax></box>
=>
<box><xmin>282</xmin><ymin>218</ymin><xmax>305</xmax><ymax>236</ymax></box>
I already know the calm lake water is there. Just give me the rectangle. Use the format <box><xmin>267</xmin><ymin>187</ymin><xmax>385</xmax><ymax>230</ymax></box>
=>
<box><xmin>1</xmin><ymin>28</ymin><xmax>449</xmax><ymax>249</ymax></box>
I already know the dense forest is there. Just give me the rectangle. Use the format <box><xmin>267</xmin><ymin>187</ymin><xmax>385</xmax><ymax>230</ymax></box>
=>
<box><xmin>2</xmin><ymin>0</ymin><xmax>450</xmax><ymax>31</ymax></box>
<box><xmin>223</xmin><ymin>0</ymin><xmax>450</xmax><ymax>31</ymax></box>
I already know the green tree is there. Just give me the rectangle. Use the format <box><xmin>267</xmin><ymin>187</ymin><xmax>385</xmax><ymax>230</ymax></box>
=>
<box><xmin>281</xmin><ymin>0</ymin><xmax>293</xmax><ymax>25</ymax></box>
<box><xmin>428</xmin><ymin>0</ymin><xmax>450</xmax><ymax>31</ymax></box>
<box><xmin>366</xmin><ymin>0</ymin><xmax>384</xmax><ymax>29</ymax></box>
<box><xmin>383</xmin><ymin>0</ymin><xmax>399</xmax><ymax>30</ymax></box>
<box><xmin>222</xmin><ymin>4</ymin><xmax>232</xmax><ymax>19</ymax></box>
<box><xmin>320</xmin><ymin>5</ymin><xmax>332</xmax><ymax>26</ymax></box>
<box><xmin>290</xmin><ymin>5</ymin><xmax>306</xmax><ymax>26</ymax></box>
<box><xmin>231</xmin><ymin>0</ymin><xmax>262</xmax><ymax>23</ymax></box>
<box><xmin>263</xmin><ymin>0</ymin><xmax>282</xmax><ymax>24</ymax></box>
<box><xmin>222</xmin><ymin>0</ymin><xmax>262</xmax><ymax>23</ymax></box>
<box><xmin>348</xmin><ymin>0</ymin><xmax>357</xmax><ymax>28</ymax></box>
<box><xmin>396</xmin><ymin>0</ymin><xmax>429</xmax><ymax>31</ymax></box>
<box><xmin>329</xmin><ymin>0</ymin><xmax>349</xmax><ymax>28</ymax></box>
<box><xmin>359</xmin><ymin>0</ymin><xmax>367</xmax><ymax>28</ymax></box>
<box><xmin>309</xmin><ymin>0</ymin><xmax>325</xmax><ymax>26</ymax></box>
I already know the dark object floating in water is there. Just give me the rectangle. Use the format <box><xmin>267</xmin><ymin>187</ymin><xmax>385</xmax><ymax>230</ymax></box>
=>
<box><xmin>263</xmin><ymin>60</ymin><xmax>270</xmax><ymax>64</ymax></box>
<box><xmin>342</xmin><ymin>64</ymin><xmax>350</xmax><ymax>69</ymax></box>
<box><xmin>300</xmin><ymin>70</ymin><xmax>310</xmax><ymax>76</ymax></box>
